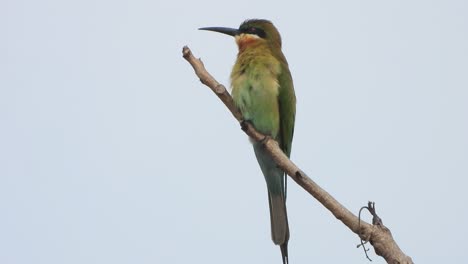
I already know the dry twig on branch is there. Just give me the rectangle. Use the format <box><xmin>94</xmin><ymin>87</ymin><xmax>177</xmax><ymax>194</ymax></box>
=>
<box><xmin>182</xmin><ymin>45</ymin><xmax>413</xmax><ymax>264</ymax></box>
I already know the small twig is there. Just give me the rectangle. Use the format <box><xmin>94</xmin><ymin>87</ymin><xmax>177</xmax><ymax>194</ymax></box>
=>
<box><xmin>358</xmin><ymin>202</ymin><xmax>377</xmax><ymax>261</ymax></box>
<box><xmin>367</xmin><ymin>202</ymin><xmax>383</xmax><ymax>226</ymax></box>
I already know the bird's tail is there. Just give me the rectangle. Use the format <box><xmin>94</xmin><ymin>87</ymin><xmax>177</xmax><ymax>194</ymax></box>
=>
<box><xmin>253</xmin><ymin>142</ymin><xmax>290</xmax><ymax>264</ymax></box>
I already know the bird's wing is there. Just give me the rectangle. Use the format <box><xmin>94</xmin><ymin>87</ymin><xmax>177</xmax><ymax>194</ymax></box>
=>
<box><xmin>277</xmin><ymin>62</ymin><xmax>296</xmax><ymax>158</ymax></box>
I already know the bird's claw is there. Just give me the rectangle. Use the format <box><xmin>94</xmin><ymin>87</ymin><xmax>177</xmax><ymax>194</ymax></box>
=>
<box><xmin>240</xmin><ymin>119</ymin><xmax>272</xmax><ymax>145</ymax></box>
<box><xmin>240</xmin><ymin>119</ymin><xmax>251</xmax><ymax>131</ymax></box>
<box><xmin>260</xmin><ymin>135</ymin><xmax>272</xmax><ymax>144</ymax></box>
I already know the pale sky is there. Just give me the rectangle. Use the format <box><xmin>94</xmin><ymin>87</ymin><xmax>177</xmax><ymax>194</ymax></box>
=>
<box><xmin>1</xmin><ymin>0</ymin><xmax>467</xmax><ymax>263</ymax></box>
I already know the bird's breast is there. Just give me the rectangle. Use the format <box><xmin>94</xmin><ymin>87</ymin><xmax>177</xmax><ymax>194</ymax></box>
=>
<box><xmin>230</xmin><ymin>51</ymin><xmax>282</xmax><ymax>137</ymax></box>
<box><xmin>231</xmin><ymin>51</ymin><xmax>281</xmax><ymax>95</ymax></box>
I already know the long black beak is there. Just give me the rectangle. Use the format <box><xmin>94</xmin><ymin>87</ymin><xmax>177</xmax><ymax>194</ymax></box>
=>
<box><xmin>199</xmin><ymin>27</ymin><xmax>239</xmax><ymax>36</ymax></box>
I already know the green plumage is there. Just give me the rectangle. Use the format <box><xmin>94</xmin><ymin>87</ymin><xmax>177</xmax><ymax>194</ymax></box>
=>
<box><xmin>200</xmin><ymin>19</ymin><xmax>296</xmax><ymax>264</ymax></box>
<box><xmin>231</xmin><ymin>20</ymin><xmax>296</xmax><ymax>264</ymax></box>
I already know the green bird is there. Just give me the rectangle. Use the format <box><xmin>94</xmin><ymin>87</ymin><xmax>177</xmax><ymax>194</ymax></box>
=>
<box><xmin>200</xmin><ymin>19</ymin><xmax>296</xmax><ymax>264</ymax></box>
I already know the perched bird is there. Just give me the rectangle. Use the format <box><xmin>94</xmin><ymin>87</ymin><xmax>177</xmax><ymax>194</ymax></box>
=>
<box><xmin>200</xmin><ymin>19</ymin><xmax>296</xmax><ymax>264</ymax></box>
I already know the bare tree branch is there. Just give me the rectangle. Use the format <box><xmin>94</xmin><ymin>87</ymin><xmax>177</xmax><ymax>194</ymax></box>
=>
<box><xmin>182</xmin><ymin>46</ymin><xmax>414</xmax><ymax>264</ymax></box>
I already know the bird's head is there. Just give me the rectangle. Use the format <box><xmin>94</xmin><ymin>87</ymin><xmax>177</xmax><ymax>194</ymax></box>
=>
<box><xmin>199</xmin><ymin>19</ymin><xmax>282</xmax><ymax>51</ymax></box>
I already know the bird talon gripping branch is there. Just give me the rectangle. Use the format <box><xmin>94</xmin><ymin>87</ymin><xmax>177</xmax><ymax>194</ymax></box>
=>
<box><xmin>240</xmin><ymin>119</ymin><xmax>251</xmax><ymax>131</ymax></box>
<box><xmin>260</xmin><ymin>135</ymin><xmax>272</xmax><ymax>145</ymax></box>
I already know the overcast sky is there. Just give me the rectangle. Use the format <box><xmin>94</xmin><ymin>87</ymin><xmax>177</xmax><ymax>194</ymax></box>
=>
<box><xmin>1</xmin><ymin>0</ymin><xmax>467</xmax><ymax>263</ymax></box>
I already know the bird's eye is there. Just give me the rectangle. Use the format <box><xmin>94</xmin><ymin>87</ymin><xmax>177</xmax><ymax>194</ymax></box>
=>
<box><xmin>240</xmin><ymin>26</ymin><xmax>266</xmax><ymax>38</ymax></box>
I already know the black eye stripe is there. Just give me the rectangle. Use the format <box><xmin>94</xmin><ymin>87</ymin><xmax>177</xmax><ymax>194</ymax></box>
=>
<box><xmin>240</xmin><ymin>26</ymin><xmax>266</xmax><ymax>38</ymax></box>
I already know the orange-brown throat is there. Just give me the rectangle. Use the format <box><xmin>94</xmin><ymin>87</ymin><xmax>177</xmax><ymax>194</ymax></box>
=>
<box><xmin>235</xmin><ymin>34</ymin><xmax>263</xmax><ymax>52</ymax></box>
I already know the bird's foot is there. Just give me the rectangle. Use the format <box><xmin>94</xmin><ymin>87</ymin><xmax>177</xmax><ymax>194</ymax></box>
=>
<box><xmin>240</xmin><ymin>119</ymin><xmax>252</xmax><ymax>131</ymax></box>
<box><xmin>240</xmin><ymin>119</ymin><xmax>272</xmax><ymax>145</ymax></box>
<box><xmin>260</xmin><ymin>134</ymin><xmax>272</xmax><ymax>145</ymax></box>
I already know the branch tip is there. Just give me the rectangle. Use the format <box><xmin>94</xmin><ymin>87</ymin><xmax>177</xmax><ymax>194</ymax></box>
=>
<box><xmin>182</xmin><ymin>46</ymin><xmax>191</xmax><ymax>59</ymax></box>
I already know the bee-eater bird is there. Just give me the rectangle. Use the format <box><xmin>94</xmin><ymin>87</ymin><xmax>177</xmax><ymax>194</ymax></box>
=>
<box><xmin>200</xmin><ymin>19</ymin><xmax>296</xmax><ymax>264</ymax></box>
